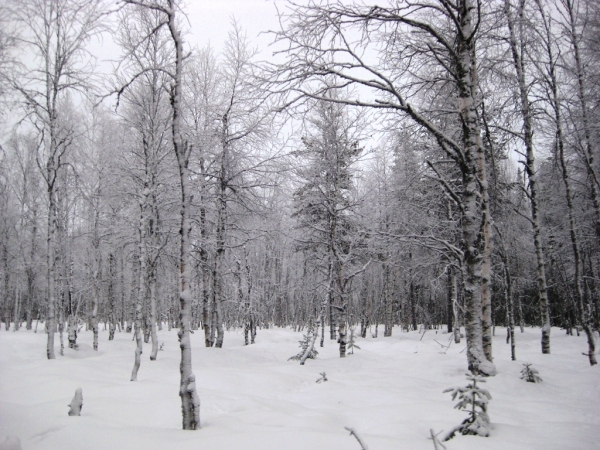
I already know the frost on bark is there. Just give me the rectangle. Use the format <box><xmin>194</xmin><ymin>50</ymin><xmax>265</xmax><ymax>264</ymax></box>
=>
<box><xmin>455</xmin><ymin>0</ymin><xmax>496</xmax><ymax>376</ymax></box>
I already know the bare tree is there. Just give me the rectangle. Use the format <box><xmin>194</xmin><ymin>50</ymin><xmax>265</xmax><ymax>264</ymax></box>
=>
<box><xmin>121</xmin><ymin>0</ymin><xmax>200</xmax><ymax>430</ymax></box>
<box><xmin>9</xmin><ymin>0</ymin><xmax>106</xmax><ymax>359</ymax></box>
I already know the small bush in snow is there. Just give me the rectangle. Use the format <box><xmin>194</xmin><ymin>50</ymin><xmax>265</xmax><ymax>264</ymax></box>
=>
<box><xmin>520</xmin><ymin>363</ymin><xmax>542</xmax><ymax>383</ymax></box>
<box><xmin>348</xmin><ymin>326</ymin><xmax>360</xmax><ymax>354</ymax></box>
<box><xmin>443</xmin><ymin>374</ymin><xmax>492</xmax><ymax>441</ymax></box>
<box><xmin>316</xmin><ymin>372</ymin><xmax>328</xmax><ymax>383</ymax></box>
<box><xmin>288</xmin><ymin>319</ymin><xmax>318</xmax><ymax>364</ymax></box>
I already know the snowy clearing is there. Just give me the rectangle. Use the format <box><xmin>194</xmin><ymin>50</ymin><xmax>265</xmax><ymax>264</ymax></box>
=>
<box><xmin>1</xmin><ymin>326</ymin><xmax>598</xmax><ymax>450</ymax></box>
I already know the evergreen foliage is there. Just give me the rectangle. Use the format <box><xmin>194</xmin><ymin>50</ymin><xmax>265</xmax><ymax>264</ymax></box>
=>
<box><xmin>348</xmin><ymin>325</ymin><xmax>360</xmax><ymax>354</ymax></box>
<box><xmin>316</xmin><ymin>372</ymin><xmax>328</xmax><ymax>383</ymax></box>
<box><xmin>288</xmin><ymin>319</ymin><xmax>319</xmax><ymax>363</ymax></box>
<box><xmin>520</xmin><ymin>363</ymin><xmax>542</xmax><ymax>383</ymax></box>
<box><xmin>443</xmin><ymin>374</ymin><xmax>492</xmax><ymax>441</ymax></box>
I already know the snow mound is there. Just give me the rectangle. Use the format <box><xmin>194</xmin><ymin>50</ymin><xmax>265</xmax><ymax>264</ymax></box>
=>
<box><xmin>0</xmin><ymin>436</ymin><xmax>21</xmax><ymax>450</ymax></box>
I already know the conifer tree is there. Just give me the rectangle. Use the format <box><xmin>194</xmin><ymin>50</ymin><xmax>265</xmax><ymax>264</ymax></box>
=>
<box><xmin>443</xmin><ymin>374</ymin><xmax>492</xmax><ymax>441</ymax></box>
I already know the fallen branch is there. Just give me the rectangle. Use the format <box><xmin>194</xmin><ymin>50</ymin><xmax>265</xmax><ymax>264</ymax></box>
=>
<box><xmin>344</xmin><ymin>426</ymin><xmax>368</xmax><ymax>450</ymax></box>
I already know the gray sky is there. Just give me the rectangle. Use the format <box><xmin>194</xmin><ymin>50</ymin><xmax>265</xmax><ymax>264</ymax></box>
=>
<box><xmin>183</xmin><ymin>0</ymin><xmax>285</xmax><ymax>55</ymax></box>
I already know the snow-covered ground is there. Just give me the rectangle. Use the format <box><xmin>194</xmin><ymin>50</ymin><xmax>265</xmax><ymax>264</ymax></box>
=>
<box><xmin>0</xmin><ymin>324</ymin><xmax>598</xmax><ymax>450</ymax></box>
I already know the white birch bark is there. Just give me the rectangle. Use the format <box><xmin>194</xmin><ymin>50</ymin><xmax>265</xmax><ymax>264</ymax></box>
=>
<box><xmin>131</xmin><ymin>190</ymin><xmax>148</xmax><ymax>382</ymax></box>
<box><xmin>456</xmin><ymin>0</ymin><xmax>496</xmax><ymax>376</ymax></box>
<box><xmin>165</xmin><ymin>1</ymin><xmax>200</xmax><ymax>429</ymax></box>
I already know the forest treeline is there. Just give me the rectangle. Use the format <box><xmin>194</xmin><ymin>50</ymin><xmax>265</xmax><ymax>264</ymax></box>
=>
<box><xmin>0</xmin><ymin>0</ymin><xmax>599</xmax><ymax>407</ymax></box>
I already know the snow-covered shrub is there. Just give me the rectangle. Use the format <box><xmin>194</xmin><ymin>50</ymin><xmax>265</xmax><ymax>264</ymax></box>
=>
<box><xmin>443</xmin><ymin>374</ymin><xmax>492</xmax><ymax>441</ymax></box>
<box><xmin>68</xmin><ymin>387</ymin><xmax>83</xmax><ymax>416</ymax></box>
<box><xmin>288</xmin><ymin>319</ymin><xmax>318</xmax><ymax>364</ymax></box>
<box><xmin>520</xmin><ymin>363</ymin><xmax>542</xmax><ymax>383</ymax></box>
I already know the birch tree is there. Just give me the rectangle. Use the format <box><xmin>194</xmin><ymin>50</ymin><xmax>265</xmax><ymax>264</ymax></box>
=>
<box><xmin>122</xmin><ymin>0</ymin><xmax>200</xmax><ymax>429</ymax></box>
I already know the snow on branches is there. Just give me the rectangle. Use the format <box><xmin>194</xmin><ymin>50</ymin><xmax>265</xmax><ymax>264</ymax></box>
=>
<box><xmin>443</xmin><ymin>374</ymin><xmax>492</xmax><ymax>441</ymax></box>
<box><xmin>520</xmin><ymin>363</ymin><xmax>543</xmax><ymax>383</ymax></box>
<box><xmin>288</xmin><ymin>319</ymin><xmax>319</xmax><ymax>365</ymax></box>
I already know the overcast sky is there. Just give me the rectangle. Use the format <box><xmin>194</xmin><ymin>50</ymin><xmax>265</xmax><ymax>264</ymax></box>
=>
<box><xmin>183</xmin><ymin>0</ymin><xmax>287</xmax><ymax>55</ymax></box>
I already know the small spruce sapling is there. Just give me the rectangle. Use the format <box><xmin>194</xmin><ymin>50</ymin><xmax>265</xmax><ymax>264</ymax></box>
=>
<box><xmin>288</xmin><ymin>318</ymin><xmax>318</xmax><ymax>364</ymax></box>
<box><xmin>520</xmin><ymin>363</ymin><xmax>542</xmax><ymax>383</ymax></box>
<box><xmin>68</xmin><ymin>387</ymin><xmax>83</xmax><ymax>416</ymax></box>
<box><xmin>316</xmin><ymin>372</ymin><xmax>328</xmax><ymax>383</ymax></box>
<box><xmin>348</xmin><ymin>326</ymin><xmax>360</xmax><ymax>354</ymax></box>
<box><xmin>443</xmin><ymin>374</ymin><xmax>492</xmax><ymax>441</ymax></box>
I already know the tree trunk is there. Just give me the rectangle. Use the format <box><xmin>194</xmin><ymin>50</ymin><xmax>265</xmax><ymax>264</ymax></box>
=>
<box><xmin>164</xmin><ymin>2</ymin><xmax>200</xmax><ymax>428</ymax></box>
<box><xmin>131</xmin><ymin>198</ymin><xmax>147</xmax><ymax>381</ymax></box>
<box><xmin>338</xmin><ymin>303</ymin><xmax>347</xmax><ymax>358</ymax></box>
<box><xmin>108</xmin><ymin>253</ymin><xmax>116</xmax><ymax>341</ymax></box>
<box><xmin>46</xmin><ymin>186</ymin><xmax>57</xmax><ymax>360</ymax></box>
<box><xmin>456</xmin><ymin>0</ymin><xmax>495</xmax><ymax>376</ymax></box>
<box><xmin>149</xmin><ymin>268</ymin><xmax>158</xmax><ymax>361</ymax></box>
<box><xmin>505</xmin><ymin>0</ymin><xmax>551</xmax><ymax>354</ymax></box>
<box><xmin>383</xmin><ymin>262</ymin><xmax>393</xmax><ymax>337</ymax></box>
